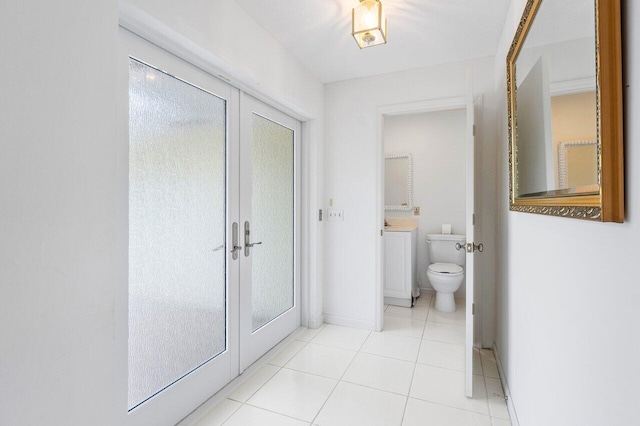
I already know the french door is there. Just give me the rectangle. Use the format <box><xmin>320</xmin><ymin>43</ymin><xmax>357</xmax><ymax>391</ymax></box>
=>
<box><xmin>117</xmin><ymin>29</ymin><xmax>300</xmax><ymax>425</ymax></box>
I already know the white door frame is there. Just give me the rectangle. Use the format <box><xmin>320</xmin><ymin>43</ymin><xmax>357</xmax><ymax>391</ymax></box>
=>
<box><xmin>375</xmin><ymin>96</ymin><xmax>468</xmax><ymax>332</ymax></box>
<box><xmin>118</xmin><ymin>3</ymin><xmax>321</xmax><ymax>332</ymax></box>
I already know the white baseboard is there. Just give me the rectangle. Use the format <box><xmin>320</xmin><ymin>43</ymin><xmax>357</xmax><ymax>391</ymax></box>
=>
<box><xmin>493</xmin><ymin>343</ymin><xmax>520</xmax><ymax>426</ymax></box>
<box><xmin>308</xmin><ymin>313</ymin><xmax>324</xmax><ymax>329</ymax></box>
<box><xmin>323</xmin><ymin>313</ymin><xmax>375</xmax><ymax>331</ymax></box>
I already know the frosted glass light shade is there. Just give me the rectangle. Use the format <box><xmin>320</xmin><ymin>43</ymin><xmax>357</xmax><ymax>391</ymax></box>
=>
<box><xmin>352</xmin><ymin>0</ymin><xmax>387</xmax><ymax>49</ymax></box>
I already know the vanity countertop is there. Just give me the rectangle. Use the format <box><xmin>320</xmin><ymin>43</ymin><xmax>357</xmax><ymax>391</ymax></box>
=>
<box><xmin>384</xmin><ymin>217</ymin><xmax>419</xmax><ymax>232</ymax></box>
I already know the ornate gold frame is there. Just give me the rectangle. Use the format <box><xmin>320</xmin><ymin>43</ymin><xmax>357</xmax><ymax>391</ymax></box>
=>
<box><xmin>507</xmin><ymin>0</ymin><xmax>624</xmax><ymax>222</ymax></box>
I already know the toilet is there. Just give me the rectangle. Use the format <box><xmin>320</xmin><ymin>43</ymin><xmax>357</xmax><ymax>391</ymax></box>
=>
<box><xmin>426</xmin><ymin>234</ymin><xmax>465</xmax><ymax>313</ymax></box>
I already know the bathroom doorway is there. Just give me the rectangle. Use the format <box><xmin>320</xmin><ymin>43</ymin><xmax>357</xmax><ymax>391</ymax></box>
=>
<box><xmin>375</xmin><ymin>90</ymin><xmax>480</xmax><ymax>397</ymax></box>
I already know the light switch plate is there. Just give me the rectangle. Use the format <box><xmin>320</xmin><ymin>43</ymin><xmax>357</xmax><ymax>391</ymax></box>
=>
<box><xmin>414</xmin><ymin>206</ymin><xmax>420</xmax><ymax>215</ymax></box>
<box><xmin>327</xmin><ymin>209</ymin><xmax>344</xmax><ymax>221</ymax></box>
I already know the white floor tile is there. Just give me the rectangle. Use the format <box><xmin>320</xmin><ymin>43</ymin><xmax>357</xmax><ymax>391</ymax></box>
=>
<box><xmin>474</xmin><ymin>348</ymin><xmax>483</xmax><ymax>376</ymax></box>
<box><xmin>296</xmin><ymin>325</ymin><xmax>326</xmax><ymax>342</ymax></box>
<box><xmin>247</xmin><ymin>368</ymin><xmax>337</xmax><ymax>422</ymax></box>
<box><xmin>223</xmin><ymin>405</ymin><xmax>309</xmax><ymax>426</ymax></box>
<box><xmin>311</xmin><ymin>324</ymin><xmax>370</xmax><ymax>351</ymax></box>
<box><xmin>383</xmin><ymin>315</ymin><xmax>426</xmax><ymax>339</ymax></box>
<box><xmin>427</xmin><ymin>304</ymin><xmax>466</xmax><ymax>326</ymax></box>
<box><xmin>386</xmin><ymin>305</ymin><xmax>429</xmax><ymax>321</ymax></box>
<box><xmin>402</xmin><ymin>398</ymin><xmax>492</xmax><ymax>426</ymax></box>
<box><xmin>417</xmin><ymin>340</ymin><xmax>465</xmax><ymax>372</ymax></box>
<box><xmin>410</xmin><ymin>364</ymin><xmax>489</xmax><ymax>415</ymax></box>
<box><xmin>342</xmin><ymin>352</ymin><xmax>415</xmax><ymax>395</ymax></box>
<box><xmin>484</xmin><ymin>377</ymin><xmax>509</xmax><ymax>419</ymax></box>
<box><xmin>480</xmin><ymin>349</ymin><xmax>500</xmax><ymax>379</ymax></box>
<box><xmin>193</xmin><ymin>399</ymin><xmax>242</xmax><ymax>426</ymax></box>
<box><xmin>285</xmin><ymin>343</ymin><xmax>356</xmax><ymax>379</ymax></box>
<box><xmin>491</xmin><ymin>417</ymin><xmax>512</xmax><ymax>426</ymax></box>
<box><xmin>228</xmin><ymin>364</ymin><xmax>280</xmax><ymax>402</ymax></box>
<box><xmin>269</xmin><ymin>340</ymin><xmax>307</xmax><ymax>367</ymax></box>
<box><xmin>315</xmin><ymin>382</ymin><xmax>406</xmax><ymax>426</ymax></box>
<box><xmin>423</xmin><ymin>322</ymin><xmax>465</xmax><ymax>345</ymax></box>
<box><xmin>414</xmin><ymin>294</ymin><xmax>432</xmax><ymax>307</ymax></box>
<box><xmin>361</xmin><ymin>332</ymin><xmax>421</xmax><ymax>362</ymax></box>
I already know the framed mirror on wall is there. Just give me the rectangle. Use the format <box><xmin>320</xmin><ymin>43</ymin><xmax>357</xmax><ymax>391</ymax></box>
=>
<box><xmin>507</xmin><ymin>0</ymin><xmax>624</xmax><ymax>222</ymax></box>
<box><xmin>385</xmin><ymin>153</ymin><xmax>413</xmax><ymax>211</ymax></box>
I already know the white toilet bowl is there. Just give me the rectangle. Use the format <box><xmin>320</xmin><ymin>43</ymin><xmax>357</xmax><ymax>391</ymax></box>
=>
<box><xmin>426</xmin><ymin>262</ymin><xmax>464</xmax><ymax>313</ymax></box>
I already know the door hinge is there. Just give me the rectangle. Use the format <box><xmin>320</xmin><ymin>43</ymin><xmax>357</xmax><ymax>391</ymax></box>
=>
<box><xmin>472</xmin><ymin>214</ymin><xmax>475</xmax><ymax>226</ymax></box>
<box><xmin>319</xmin><ymin>209</ymin><xmax>323</xmax><ymax>221</ymax></box>
<box><xmin>380</xmin><ymin>229</ymin><xmax>384</xmax><ymax>236</ymax></box>
<box><xmin>472</xmin><ymin>303</ymin><xmax>475</xmax><ymax>315</ymax></box>
<box><xmin>473</xmin><ymin>124</ymin><xmax>476</xmax><ymax>136</ymax></box>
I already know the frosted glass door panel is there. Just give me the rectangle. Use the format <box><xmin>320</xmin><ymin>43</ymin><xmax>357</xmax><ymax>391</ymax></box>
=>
<box><xmin>128</xmin><ymin>59</ymin><xmax>226</xmax><ymax>409</ymax></box>
<box><xmin>250</xmin><ymin>114</ymin><xmax>295</xmax><ymax>331</ymax></box>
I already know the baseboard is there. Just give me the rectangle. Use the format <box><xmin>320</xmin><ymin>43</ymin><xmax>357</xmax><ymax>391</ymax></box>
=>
<box><xmin>308</xmin><ymin>313</ymin><xmax>324</xmax><ymax>329</ymax></box>
<box><xmin>493</xmin><ymin>343</ymin><xmax>520</xmax><ymax>426</ymax></box>
<box><xmin>323</xmin><ymin>313</ymin><xmax>375</xmax><ymax>331</ymax></box>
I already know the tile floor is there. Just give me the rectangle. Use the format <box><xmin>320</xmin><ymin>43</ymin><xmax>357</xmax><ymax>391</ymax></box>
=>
<box><xmin>193</xmin><ymin>295</ymin><xmax>511</xmax><ymax>426</ymax></box>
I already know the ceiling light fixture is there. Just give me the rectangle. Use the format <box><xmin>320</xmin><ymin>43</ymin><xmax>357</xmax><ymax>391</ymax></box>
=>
<box><xmin>352</xmin><ymin>0</ymin><xmax>387</xmax><ymax>49</ymax></box>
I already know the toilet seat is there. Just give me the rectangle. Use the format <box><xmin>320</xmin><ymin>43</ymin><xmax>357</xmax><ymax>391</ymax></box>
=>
<box><xmin>428</xmin><ymin>262</ymin><xmax>463</xmax><ymax>276</ymax></box>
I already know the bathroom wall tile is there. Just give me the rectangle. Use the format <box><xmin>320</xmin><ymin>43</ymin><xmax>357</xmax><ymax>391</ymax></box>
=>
<box><xmin>285</xmin><ymin>343</ymin><xmax>356</xmax><ymax>379</ymax></box>
<box><xmin>480</xmin><ymin>349</ymin><xmax>500</xmax><ymax>379</ymax></box>
<box><xmin>311</xmin><ymin>324</ymin><xmax>370</xmax><ymax>351</ymax></box>
<box><xmin>402</xmin><ymin>398</ymin><xmax>492</xmax><ymax>426</ymax></box>
<box><xmin>315</xmin><ymin>382</ymin><xmax>406</xmax><ymax>426</ymax></box>
<box><xmin>423</xmin><ymin>322</ymin><xmax>465</xmax><ymax>345</ymax></box>
<box><xmin>342</xmin><ymin>352</ymin><xmax>415</xmax><ymax>395</ymax></box>
<box><xmin>360</xmin><ymin>332</ymin><xmax>421</xmax><ymax>362</ymax></box>
<box><xmin>247</xmin><ymin>368</ymin><xmax>336</xmax><ymax>422</ymax></box>
<box><xmin>269</xmin><ymin>340</ymin><xmax>307</xmax><ymax>367</ymax></box>
<box><xmin>386</xmin><ymin>305</ymin><xmax>429</xmax><ymax>321</ymax></box>
<box><xmin>193</xmin><ymin>399</ymin><xmax>242</xmax><ymax>426</ymax></box>
<box><xmin>417</xmin><ymin>339</ymin><xmax>465</xmax><ymax>372</ymax></box>
<box><xmin>484</xmin><ymin>377</ymin><xmax>509</xmax><ymax>419</ymax></box>
<box><xmin>223</xmin><ymin>405</ymin><xmax>309</xmax><ymax>426</ymax></box>
<box><xmin>410</xmin><ymin>364</ymin><xmax>489</xmax><ymax>415</ymax></box>
<box><xmin>228</xmin><ymin>364</ymin><xmax>280</xmax><ymax>403</ymax></box>
<box><xmin>383</xmin><ymin>314</ymin><xmax>426</xmax><ymax>339</ymax></box>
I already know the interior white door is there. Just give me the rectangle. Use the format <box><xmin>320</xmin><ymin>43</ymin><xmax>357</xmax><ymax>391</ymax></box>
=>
<box><xmin>239</xmin><ymin>94</ymin><xmax>301</xmax><ymax>371</ymax></box>
<box><xmin>117</xmin><ymin>28</ymin><xmax>239</xmax><ymax>426</ymax></box>
<box><xmin>465</xmin><ymin>70</ymin><xmax>477</xmax><ymax>398</ymax></box>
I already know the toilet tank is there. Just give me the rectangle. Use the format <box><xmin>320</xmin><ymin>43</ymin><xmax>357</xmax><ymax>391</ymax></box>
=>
<box><xmin>426</xmin><ymin>234</ymin><xmax>466</xmax><ymax>265</ymax></box>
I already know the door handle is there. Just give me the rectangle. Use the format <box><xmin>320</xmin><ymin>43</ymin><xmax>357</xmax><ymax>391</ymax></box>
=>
<box><xmin>456</xmin><ymin>242</ymin><xmax>483</xmax><ymax>253</ymax></box>
<box><xmin>244</xmin><ymin>221</ymin><xmax>262</xmax><ymax>257</ymax></box>
<box><xmin>230</xmin><ymin>222</ymin><xmax>242</xmax><ymax>260</ymax></box>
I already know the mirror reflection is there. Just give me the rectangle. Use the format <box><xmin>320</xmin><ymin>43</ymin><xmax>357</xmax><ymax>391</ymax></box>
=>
<box><xmin>515</xmin><ymin>0</ymin><xmax>598</xmax><ymax>197</ymax></box>
<box><xmin>385</xmin><ymin>154</ymin><xmax>413</xmax><ymax>210</ymax></box>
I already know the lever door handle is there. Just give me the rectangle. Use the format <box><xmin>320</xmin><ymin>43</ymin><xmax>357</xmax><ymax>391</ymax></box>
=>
<box><xmin>246</xmin><ymin>241</ymin><xmax>262</xmax><ymax>248</ymax></box>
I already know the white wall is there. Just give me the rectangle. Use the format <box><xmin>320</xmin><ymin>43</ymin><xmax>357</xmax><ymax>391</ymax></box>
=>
<box><xmin>494</xmin><ymin>1</ymin><xmax>640</xmax><ymax>425</ymax></box>
<box><xmin>323</xmin><ymin>57</ymin><xmax>499</xmax><ymax>346</ymax></box>
<box><xmin>0</xmin><ymin>1</ymin><xmax>325</xmax><ymax>424</ymax></box>
<box><xmin>0</xmin><ymin>1</ymin><xmax>118</xmax><ymax>425</ymax></box>
<box><xmin>383</xmin><ymin>110</ymin><xmax>467</xmax><ymax>295</ymax></box>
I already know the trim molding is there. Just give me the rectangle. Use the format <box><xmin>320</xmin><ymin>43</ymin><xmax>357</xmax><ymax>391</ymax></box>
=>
<box><xmin>308</xmin><ymin>314</ymin><xmax>324</xmax><ymax>330</ymax></box>
<box><xmin>493</xmin><ymin>343</ymin><xmax>520</xmax><ymax>426</ymax></box>
<box><xmin>323</xmin><ymin>314</ymin><xmax>375</xmax><ymax>331</ymax></box>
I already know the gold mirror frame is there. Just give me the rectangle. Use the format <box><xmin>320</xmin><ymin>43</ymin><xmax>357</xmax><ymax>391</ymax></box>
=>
<box><xmin>507</xmin><ymin>0</ymin><xmax>624</xmax><ymax>222</ymax></box>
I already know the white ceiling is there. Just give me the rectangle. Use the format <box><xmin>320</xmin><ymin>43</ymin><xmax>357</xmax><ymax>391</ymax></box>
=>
<box><xmin>234</xmin><ymin>0</ymin><xmax>511</xmax><ymax>83</ymax></box>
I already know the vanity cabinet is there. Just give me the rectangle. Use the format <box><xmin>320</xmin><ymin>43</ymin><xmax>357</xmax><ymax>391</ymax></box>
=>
<box><xmin>384</xmin><ymin>228</ymin><xmax>418</xmax><ymax>307</ymax></box>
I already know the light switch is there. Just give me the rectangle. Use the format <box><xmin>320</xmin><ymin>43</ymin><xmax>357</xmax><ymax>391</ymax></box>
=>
<box><xmin>414</xmin><ymin>206</ymin><xmax>420</xmax><ymax>215</ymax></box>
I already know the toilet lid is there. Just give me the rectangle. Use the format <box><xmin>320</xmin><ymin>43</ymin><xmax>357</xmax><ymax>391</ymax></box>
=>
<box><xmin>428</xmin><ymin>263</ymin><xmax>463</xmax><ymax>274</ymax></box>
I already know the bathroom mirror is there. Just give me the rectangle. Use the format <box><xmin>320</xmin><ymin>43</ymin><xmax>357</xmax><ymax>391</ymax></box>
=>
<box><xmin>507</xmin><ymin>0</ymin><xmax>624</xmax><ymax>221</ymax></box>
<box><xmin>385</xmin><ymin>153</ymin><xmax>413</xmax><ymax>211</ymax></box>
